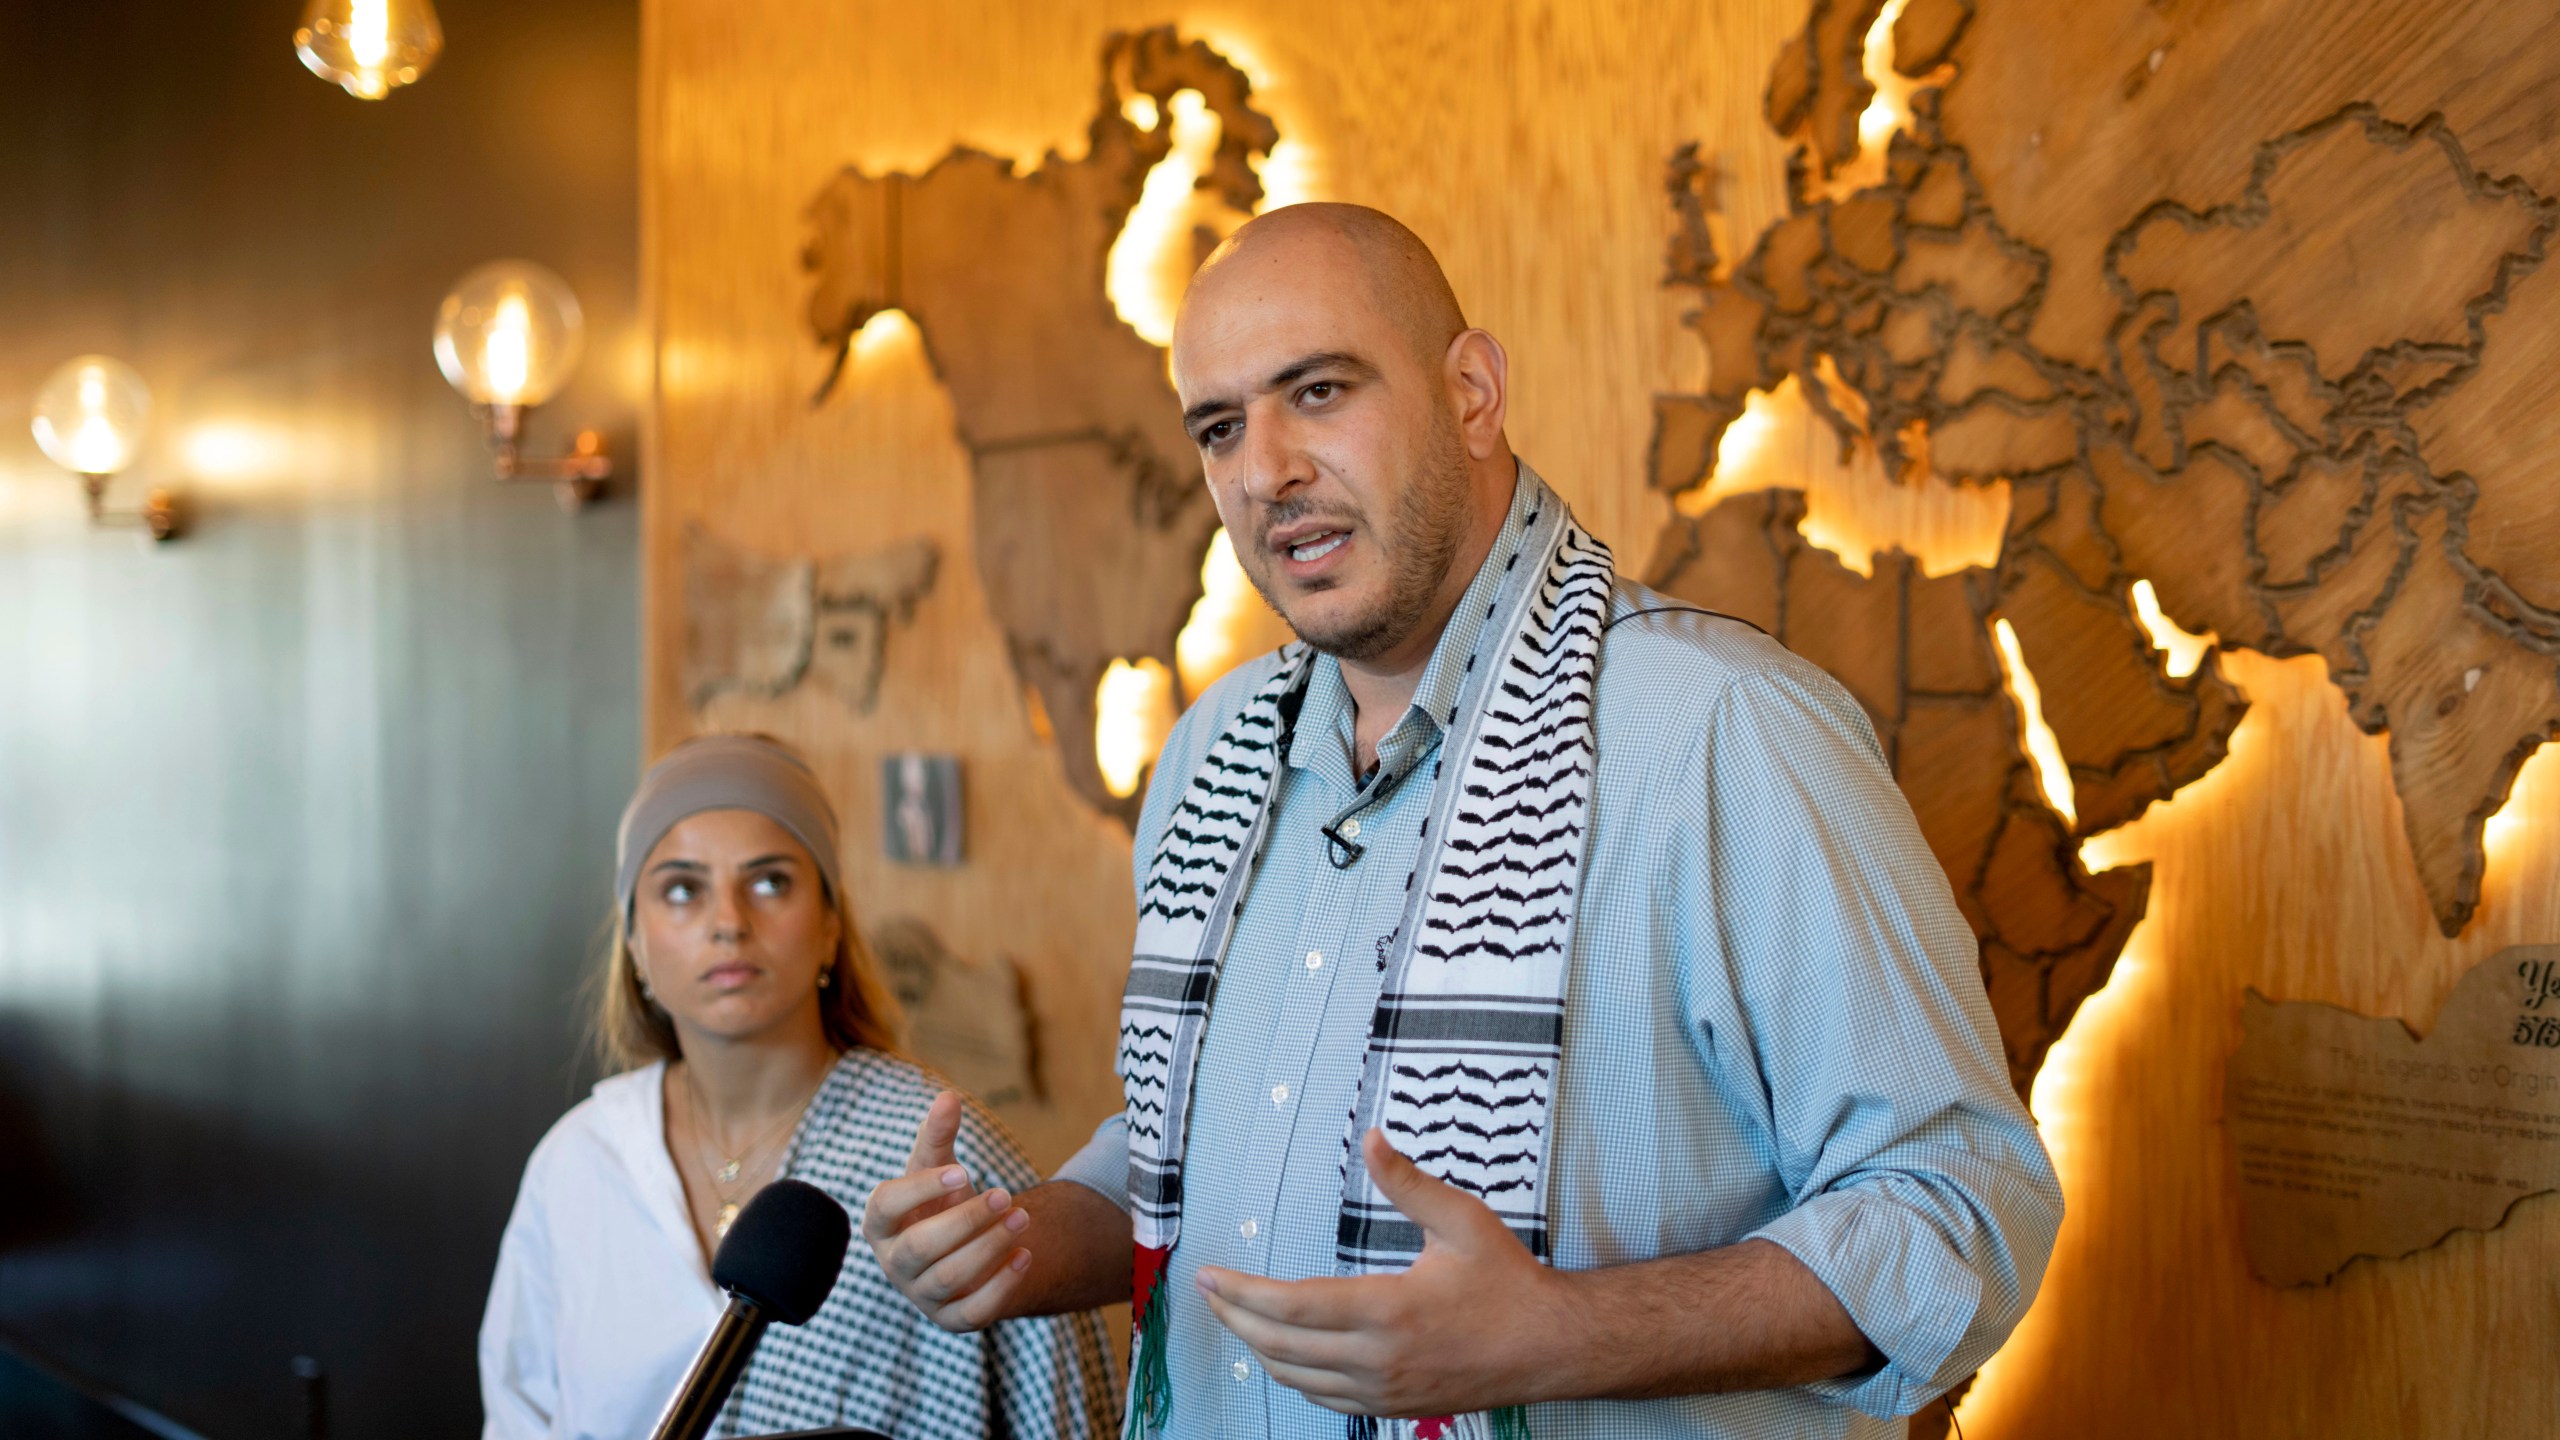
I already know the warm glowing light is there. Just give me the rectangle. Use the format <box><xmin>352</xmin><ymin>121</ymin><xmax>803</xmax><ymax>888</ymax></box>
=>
<box><xmin>295</xmin><ymin>0</ymin><xmax>442</xmax><ymax>100</ymax></box>
<box><xmin>1673</xmin><ymin>378</ymin><xmax>2010</xmax><ymax>578</ymax></box>
<box><xmin>1095</xmin><ymin>657</ymin><xmax>1179</xmax><ymax>798</ymax></box>
<box><xmin>1106</xmin><ymin>90</ymin><xmax>1230</xmax><ymax>349</ymax></box>
<box><xmin>1256</xmin><ymin>137</ymin><xmax>1321</xmax><ymax>211</ymax></box>
<box><xmin>30</xmin><ymin>356</ymin><xmax>151</xmax><ymax>478</ymax></box>
<box><xmin>1818</xmin><ymin>0</ymin><xmax>1945</xmax><ymax>199</ymax></box>
<box><xmin>1993</xmin><ymin>617</ymin><xmax>2077</xmax><ymax>825</ymax></box>
<box><xmin>486</xmin><ymin>294</ymin><xmax>534</xmax><ymax>404</ymax></box>
<box><xmin>434</xmin><ymin>260</ymin><xmax>586</xmax><ymax>408</ymax></box>
<box><xmin>1203</xmin><ymin>30</ymin><xmax>1320</xmax><ymax>211</ymax></box>
<box><xmin>850</xmin><ymin>308</ymin><xmax>921</xmax><ymax>369</ymax></box>
<box><xmin>1673</xmin><ymin>381</ymin><xmax>1804</xmax><ymax>518</ymax></box>
<box><xmin>2128</xmin><ymin>578</ymin><xmax>2213</xmax><ymax>678</ymax></box>
<box><xmin>1175</xmin><ymin>529</ymin><xmax>1294</xmax><ymax>698</ymax></box>
<box><xmin>180</xmin><ymin>422</ymin><xmax>295</xmax><ymax>482</ymax></box>
<box><xmin>1100</xmin><ymin>30</ymin><xmax>1315</xmax><ymax>354</ymax></box>
<box><xmin>350</xmin><ymin>0</ymin><xmax>390</xmax><ymax>66</ymax></box>
<box><xmin>2483</xmin><ymin>738</ymin><xmax>2560</xmax><ymax>874</ymax></box>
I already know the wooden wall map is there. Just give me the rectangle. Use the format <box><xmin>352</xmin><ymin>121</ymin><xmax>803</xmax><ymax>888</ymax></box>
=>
<box><xmin>1655</xmin><ymin>490</ymin><xmax>2156</xmax><ymax>1093</ymax></box>
<box><xmin>2228</xmin><ymin>946</ymin><xmax>2560</xmax><ymax>1286</ymax></box>
<box><xmin>801</xmin><ymin>26</ymin><xmax>1277</xmax><ymax>820</ymax></box>
<box><xmin>648</xmin><ymin>1</ymin><xmax>2560</xmax><ymax>1429</ymax></box>
<box><xmin>871</xmin><ymin>916</ymin><xmax>1043</xmax><ymax>1114</ymax></box>
<box><xmin>1651</xmin><ymin>0</ymin><xmax>2560</xmax><ymax>1100</ymax></box>
<box><xmin>682</xmin><ymin>525</ymin><xmax>939</xmax><ymax>715</ymax></box>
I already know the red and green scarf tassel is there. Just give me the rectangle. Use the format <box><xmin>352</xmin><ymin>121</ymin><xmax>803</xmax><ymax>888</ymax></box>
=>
<box><xmin>1125</xmin><ymin>1244</ymin><xmax>1174</xmax><ymax>1438</ymax></box>
<box><xmin>1363</xmin><ymin>1409</ymin><xmax>1531</xmax><ymax>1439</ymax></box>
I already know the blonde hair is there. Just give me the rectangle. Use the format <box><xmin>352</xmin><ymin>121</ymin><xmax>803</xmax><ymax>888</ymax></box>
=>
<box><xmin>591</xmin><ymin>876</ymin><xmax>905</xmax><ymax>1071</ymax></box>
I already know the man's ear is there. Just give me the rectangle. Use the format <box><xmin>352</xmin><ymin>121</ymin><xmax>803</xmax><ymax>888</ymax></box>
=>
<box><xmin>1445</xmin><ymin>328</ymin><xmax>1510</xmax><ymax>461</ymax></box>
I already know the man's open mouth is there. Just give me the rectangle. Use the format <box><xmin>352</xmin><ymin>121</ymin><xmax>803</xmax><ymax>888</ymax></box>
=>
<box><xmin>1287</xmin><ymin>531</ymin><xmax>1348</xmax><ymax>563</ymax></box>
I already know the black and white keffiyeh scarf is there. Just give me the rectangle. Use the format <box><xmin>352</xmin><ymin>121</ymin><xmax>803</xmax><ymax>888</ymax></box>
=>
<box><xmin>1118</xmin><ymin>477</ymin><xmax>1612</xmax><ymax>1440</ymax></box>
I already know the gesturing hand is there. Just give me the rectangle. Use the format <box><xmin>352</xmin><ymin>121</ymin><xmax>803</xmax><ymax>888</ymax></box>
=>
<box><xmin>1194</xmin><ymin>1128</ymin><xmax>1567</xmax><ymax>1418</ymax></box>
<box><xmin>860</xmin><ymin>1091</ymin><xmax>1033</xmax><ymax>1332</ymax></box>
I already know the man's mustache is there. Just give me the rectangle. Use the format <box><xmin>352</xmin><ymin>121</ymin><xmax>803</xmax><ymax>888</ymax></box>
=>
<box><xmin>1246</xmin><ymin>499</ymin><xmax>1366</xmax><ymax>552</ymax></box>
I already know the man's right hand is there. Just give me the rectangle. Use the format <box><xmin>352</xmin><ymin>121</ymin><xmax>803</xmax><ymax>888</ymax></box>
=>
<box><xmin>863</xmin><ymin>1091</ymin><xmax>1037</xmax><ymax>1332</ymax></box>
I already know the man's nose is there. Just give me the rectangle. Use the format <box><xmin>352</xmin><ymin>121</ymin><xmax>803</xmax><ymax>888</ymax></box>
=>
<box><xmin>1236</xmin><ymin>408</ymin><xmax>1311</xmax><ymax>508</ymax></box>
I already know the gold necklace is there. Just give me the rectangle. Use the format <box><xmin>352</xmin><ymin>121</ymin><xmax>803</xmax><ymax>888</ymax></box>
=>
<box><xmin>679</xmin><ymin>1062</ymin><xmax>829</xmax><ymax>1237</ymax></box>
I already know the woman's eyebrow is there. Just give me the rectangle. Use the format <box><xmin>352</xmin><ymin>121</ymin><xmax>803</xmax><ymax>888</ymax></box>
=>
<box><xmin>741</xmin><ymin>853</ymin><xmax>800</xmax><ymax>869</ymax></box>
<box><xmin>649</xmin><ymin>858</ymin><xmax>708</xmax><ymax>875</ymax></box>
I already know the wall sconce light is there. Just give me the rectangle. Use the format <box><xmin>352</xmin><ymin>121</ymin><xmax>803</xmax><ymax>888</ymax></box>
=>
<box><xmin>29</xmin><ymin>356</ymin><xmax>182</xmax><ymax>542</ymax></box>
<box><xmin>433</xmin><ymin>260</ymin><xmax>612</xmax><ymax>511</ymax></box>
<box><xmin>295</xmin><ymin>0</ymin><xmax>443</xmax><ymax>100</ymax></box>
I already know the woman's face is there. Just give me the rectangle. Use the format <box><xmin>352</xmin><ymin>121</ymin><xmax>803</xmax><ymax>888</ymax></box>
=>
<box><xmin>632</xmin><ymin>808</ymin><xmax>840</xmax><ymax>1047</ymax></box>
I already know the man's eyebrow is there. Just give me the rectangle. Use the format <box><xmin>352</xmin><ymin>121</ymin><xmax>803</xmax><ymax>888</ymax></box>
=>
<box><xmin>1181</xmin><ymin>350</ymin><xmax>1381</xmax><ymax>431</ymax></box>
<box><xmin>1267</xmin><ymin>350</ymin><xmax>1378</xmax><ymax>389</ymax></box>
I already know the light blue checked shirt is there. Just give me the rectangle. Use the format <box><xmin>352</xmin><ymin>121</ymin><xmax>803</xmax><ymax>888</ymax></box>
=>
<box><xmin>1057</xmin><ymin>469</ymin><xmax>2061</xmax><ymax>1437</ymax></box>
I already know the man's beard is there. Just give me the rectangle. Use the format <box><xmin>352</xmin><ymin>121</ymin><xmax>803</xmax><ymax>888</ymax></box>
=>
<box><xmin>1247</xmin><ymin>412</ymin><xmax>1474</xmax><ymax>663</ymax></box>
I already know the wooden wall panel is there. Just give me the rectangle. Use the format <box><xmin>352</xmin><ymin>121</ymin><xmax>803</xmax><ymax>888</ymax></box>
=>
<box><xmin>644</xmin><ymin>1</ymin><xmax>2560</xmax><ymax>1432</ymax></box>
<box><xmin>639</xmin><ymin>0</ymin><xmax>1814</xmax><ymax>1167</ymax></box>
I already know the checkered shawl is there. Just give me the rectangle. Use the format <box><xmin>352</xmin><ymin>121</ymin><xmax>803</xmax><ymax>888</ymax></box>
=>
<box><xmin>716</xmin><ymin>1050</ymin><xmax>1122</xmax><ymax>1439</ymax></box>
<box><xmin>1118</xmin><ymin>484</ymin><xmax>1611</xmax><ymax>1440</ymax></box>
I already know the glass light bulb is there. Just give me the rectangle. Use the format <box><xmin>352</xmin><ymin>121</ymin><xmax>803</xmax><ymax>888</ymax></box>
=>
<box><xmin>433</xmin><ymin>260</ymin><xmax>586</xmax><ymax>408</ymax></box>
<box><xmin>295</xmin><ymin>0</ymin><xmax>443</xmax><ymax>101</ymax></box>
<box><xmin>31</xmin><ymin>356</ymin><xmax>151</xmax><ymax>477</ymax></box>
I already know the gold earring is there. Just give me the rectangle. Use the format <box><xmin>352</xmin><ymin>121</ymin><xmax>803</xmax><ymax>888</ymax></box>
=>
<box><xmin>818</xmin><ymin>965</ymin><xmax>834</xmax><ymax>990</ymax></box>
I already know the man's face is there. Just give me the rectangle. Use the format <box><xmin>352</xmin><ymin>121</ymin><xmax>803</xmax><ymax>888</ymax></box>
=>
<box><xmin>1172</xmin><ymin>251</ymin><xmax>1472</xmax><ymax>662</ymax></box>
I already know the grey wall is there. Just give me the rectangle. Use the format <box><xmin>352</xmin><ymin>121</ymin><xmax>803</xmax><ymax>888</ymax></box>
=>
<box><xmin>0</xmin><ymin>3</ymin><xmax>640</xmax><ymax>1436</ymax></box>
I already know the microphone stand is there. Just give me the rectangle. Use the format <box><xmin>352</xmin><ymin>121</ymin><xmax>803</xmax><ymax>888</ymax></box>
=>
<box><xmin>650</xmin><ymin>1293</ymin><xmax>768</xmax><ymax>1440</ymax></box>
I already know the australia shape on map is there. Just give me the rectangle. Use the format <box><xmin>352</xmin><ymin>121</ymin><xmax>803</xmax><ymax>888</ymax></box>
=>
<box><xmin>800</xmin><ymin>26</ymin><xmax>1276</xmax><ymax>822</ymax></box>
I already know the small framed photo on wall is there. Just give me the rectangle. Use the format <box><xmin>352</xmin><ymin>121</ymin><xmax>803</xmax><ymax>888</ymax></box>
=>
<box><xmin>882</xmin><ymin>752</ymin><xmax>963</xmax><ymax>866</ymax></box>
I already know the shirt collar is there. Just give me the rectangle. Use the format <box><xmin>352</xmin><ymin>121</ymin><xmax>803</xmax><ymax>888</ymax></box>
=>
<box><xmin>1287</xmin><ymin>463</ymin><xmax>1536</xmax><ymax>779</ymax></box>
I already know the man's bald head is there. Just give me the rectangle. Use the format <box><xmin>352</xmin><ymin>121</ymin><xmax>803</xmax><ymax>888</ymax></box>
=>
<box><xmin>1166</xmin><ymin>202</ymin><xmax>1515</xmax><ymax>676</ymax></box>
<box><xmin>1177</xmin><ymin>203</ymin><xmax>1468</xmax><ymax>371</ymax></box>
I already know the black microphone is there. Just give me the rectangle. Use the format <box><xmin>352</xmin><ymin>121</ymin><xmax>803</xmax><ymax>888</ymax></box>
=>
<box><xmin>649</xmin><ymin>1179</ymin><xmax>852</xmax><ymax>1440</ymax></box>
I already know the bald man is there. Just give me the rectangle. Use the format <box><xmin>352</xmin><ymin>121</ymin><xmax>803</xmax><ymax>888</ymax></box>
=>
<box><xmin>865</xmin><ymin>205</ymin><xmax>2061</xmax><ymax>1440</ymax></box>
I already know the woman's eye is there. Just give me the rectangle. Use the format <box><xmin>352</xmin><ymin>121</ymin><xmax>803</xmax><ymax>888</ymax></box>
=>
<box><xmin>662</xmin><ymin>879</ymin><xmax>698</xmax><ymax>905</ymax></box>
<box><xmin>751</xmin><ymin>872</ymin><xmax>790</xmax><ymax>897</ymax></box>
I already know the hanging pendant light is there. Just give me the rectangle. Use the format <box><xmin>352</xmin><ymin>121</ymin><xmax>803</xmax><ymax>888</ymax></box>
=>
<box><xmin>294</xmin><ymin>0</ymin><xmax>443</xmax><ymax>101</ymax></box>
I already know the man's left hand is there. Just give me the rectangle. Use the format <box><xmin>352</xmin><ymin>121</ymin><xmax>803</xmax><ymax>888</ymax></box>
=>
<box><xmin>1195</xmin><ymin>1127</ymin><xmax>1564</xmax><ymax>1418</ymax></box>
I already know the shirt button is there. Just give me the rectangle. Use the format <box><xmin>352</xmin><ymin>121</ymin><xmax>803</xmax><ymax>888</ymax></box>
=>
<box><xmin>1239</xmin><ymin>1217</ymin><xmax>1259</xmax><ymax>1239</ymax></box>
<box><xmin>1271</xmin><ymin>1084</ymin><xmax>1289</xmax><ymax>1106</ymax></box>
<box><xmin>1305</xmin><ymin>950</ymin><xmax>1324</xmax><ymax>970</ymax></box>
<box><xmin>1232</xmin><ymin>1360</ymin><xmax>1251</xmax><ymax>1381</ymax></box>
<box><xmin>1339</xmin><ymin>817</ymin><xmax>1362</xmax><ymax>840</ymax></box>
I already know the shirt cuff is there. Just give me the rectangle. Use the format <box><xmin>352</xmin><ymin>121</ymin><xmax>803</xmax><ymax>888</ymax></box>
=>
<box><xmin>1048</xmin><ymin>1112</ymin><xmax>1131</xmax><ymax>1213</ymax></box>
<box><xmin>1749</xmin><ymin>1185</ymin><xmax>1982</xmax><ymax>1418</ymax></box>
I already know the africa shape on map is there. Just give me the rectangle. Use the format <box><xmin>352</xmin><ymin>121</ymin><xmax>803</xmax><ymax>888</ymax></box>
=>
<box><xmin>801</xmin><ymin>27</ymin><xmax>1275</xmax><ymax>821</ymax></box>
<box><xmin>1650</xmin><ymin>0</ymin><xmax>2560</xmax><ymax>1093</ymax></box>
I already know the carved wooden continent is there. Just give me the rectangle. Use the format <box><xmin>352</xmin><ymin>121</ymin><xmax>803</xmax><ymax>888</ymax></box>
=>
<box><xmin>801</xmin><ymin>27</ymin><xmax>1278</xmax><ymax>821</ymax></box>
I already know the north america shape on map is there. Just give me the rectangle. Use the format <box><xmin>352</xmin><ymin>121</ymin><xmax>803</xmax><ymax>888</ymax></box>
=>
<box><xmin>801</xmin><ymin>27</ymin><xmax>1276</xmax><ymax>821</ymax></box>
<box><xmin>1651</xmin><ymin>0</ymin><xmax>2560</xmax><ymax>1090</ymax></box>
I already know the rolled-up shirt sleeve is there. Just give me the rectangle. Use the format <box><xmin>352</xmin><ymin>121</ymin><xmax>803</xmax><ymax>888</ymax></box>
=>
<box><xmin>1051</xmin><ymin>1112</ymin><xmax>1132</xmax><ymax>1212</ymax></box>
<box><xmin>1695</xmin><ymin>664</ymin><xmax>2064</xmax><ymax>1418</ymax></box>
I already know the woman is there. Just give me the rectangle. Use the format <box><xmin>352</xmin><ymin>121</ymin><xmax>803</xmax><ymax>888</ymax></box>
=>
<box><xmin>479</xmin><ymin>734</ymin><xmax>1119</xmax><ymax>1439</ymax></box>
